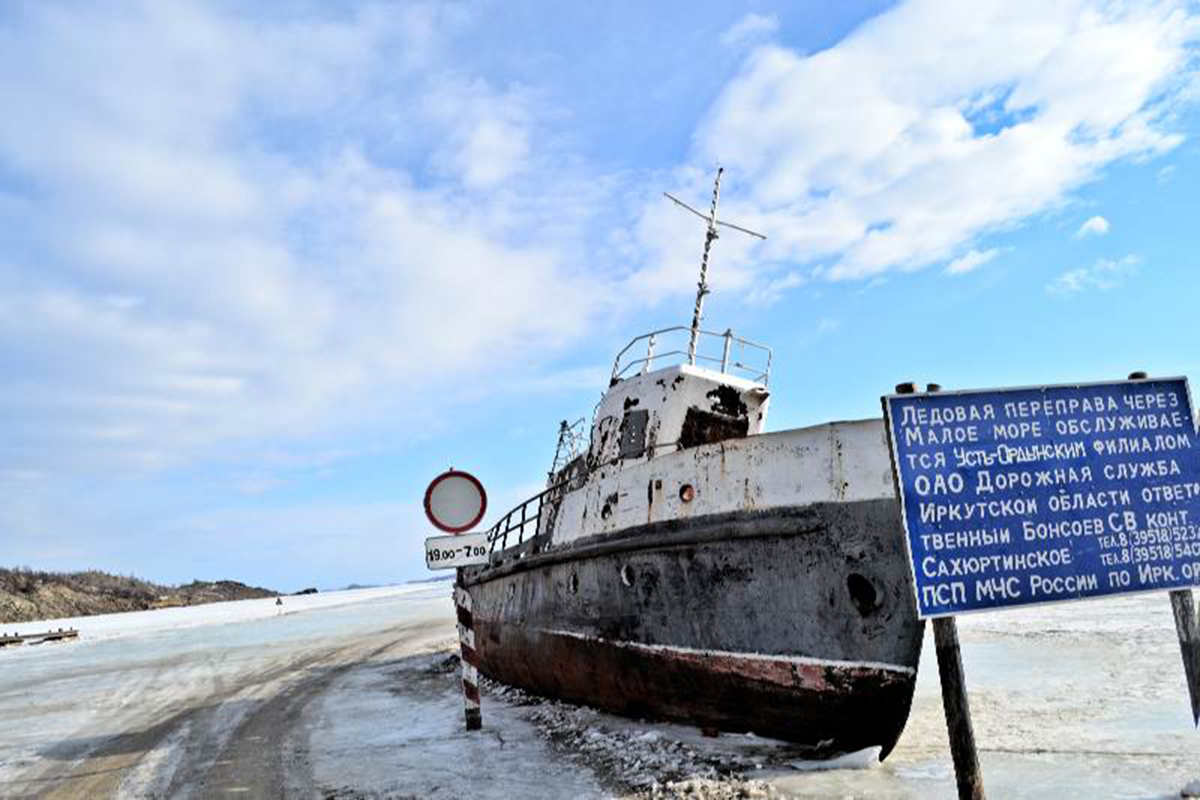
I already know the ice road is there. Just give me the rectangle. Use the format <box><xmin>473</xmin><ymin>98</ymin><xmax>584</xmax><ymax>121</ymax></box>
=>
<box><xmin>0</xmin><ymin>583</ymin><xmax>1196</xmax><ymax>798</ymax></box>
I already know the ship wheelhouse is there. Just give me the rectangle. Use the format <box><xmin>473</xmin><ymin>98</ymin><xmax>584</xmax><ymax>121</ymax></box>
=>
<box><xmin>483</xmin><ymin>325</ymin><xmax>772</xmax><ymax>557</ymax></box>
<box><xmin>588</xmin><ymin>325</ymin><xmax>772</xmax><ymax>471</ymax></box>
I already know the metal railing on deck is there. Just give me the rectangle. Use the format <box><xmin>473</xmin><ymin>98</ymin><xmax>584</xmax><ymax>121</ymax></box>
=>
<box><xmin>486</xmin><ymin>481</ymin><xmax>568</xmax><ymax>553</ymax></box>
<box><xmin>610</xmin><ymin>326</ymin><xmax>771</xmax><ymax>385</ymax></box>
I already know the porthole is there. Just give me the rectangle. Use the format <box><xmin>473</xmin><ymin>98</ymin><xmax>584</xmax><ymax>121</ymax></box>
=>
<box><xmin>569</xmin><ymin>572</ymin><xmax>579</xmax><ymax>595</ymax></box>
<box><xmin>847</xmin><ymin>573</ymin><xmax>879</xmax><ymax>616</ymax></box>
<box><xmin>620</xmin><ymin>564</ymin><xmax>635</xmax><ymax>587</ymax></box>
<box><xmin>679</xmin><ymin>484</ymin><xmax>695</xmax><ymax>503</ymax></box>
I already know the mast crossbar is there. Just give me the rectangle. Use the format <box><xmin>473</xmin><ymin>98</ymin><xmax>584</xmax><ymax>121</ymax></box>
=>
<box><xmin>665</xmin><ymin>168</ymin><xmax>766</xmax><ymax>365</ymax></box>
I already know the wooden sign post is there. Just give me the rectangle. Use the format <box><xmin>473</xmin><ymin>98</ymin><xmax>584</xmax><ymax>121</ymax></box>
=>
<box><xmin>1128</xmin><ymin>372</ymin><xmax>1200</xmax><ymax>725</ymax></box>
<box><xmin>932</xmin><ymin>616</ymin><xmax>985</xmax><ymax>799</ymax></box>
<box><xmin>1171</xmin><ymin>589</ymin><xmax>1200</xmax><ymax>725</ymax></box>
<box><xmin>895</xmin><ymin>382</ymin><xmax>986</xmax><ymax>800</ymax></box>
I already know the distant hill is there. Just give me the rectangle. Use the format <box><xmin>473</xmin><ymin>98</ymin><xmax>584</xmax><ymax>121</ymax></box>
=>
<box><xmin>0</xmin><ymin>568</ymin><xmax>278</xmax><ymax>624</ymax></box>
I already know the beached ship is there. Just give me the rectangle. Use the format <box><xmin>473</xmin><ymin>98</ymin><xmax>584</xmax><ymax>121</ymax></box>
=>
<box><xmin>461</xmin><ymin>171</ymin><xmax>923</xmax><ymax>759</ymax></box>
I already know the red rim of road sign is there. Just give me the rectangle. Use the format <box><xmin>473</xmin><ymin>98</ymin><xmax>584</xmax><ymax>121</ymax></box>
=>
<box><xmin>423</xmin><ymin>470</ymin><xmax>488</xmax><ymax>534</ymax></box>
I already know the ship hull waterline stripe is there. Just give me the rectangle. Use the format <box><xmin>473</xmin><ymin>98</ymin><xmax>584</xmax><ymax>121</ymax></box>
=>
<box><xmin>539</xmin><ymin>628</ymin><xmax>915</xmax><ymax>677</ymax></box>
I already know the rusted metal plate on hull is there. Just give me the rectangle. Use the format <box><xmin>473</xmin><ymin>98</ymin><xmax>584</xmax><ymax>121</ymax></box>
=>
<box><xmin>679</xmin><ymin>406</ymin><xmax>749</xmax><ymax>449</ymax></box>
<box><xmin>465</xmin><ymin>499</ymin><xmax>924</xmax><ymax>759</ymax></box>
<box><xmin>474</xmin><ymin>623</ymin><xmax>916</xmax><ymax>759</ymax></box>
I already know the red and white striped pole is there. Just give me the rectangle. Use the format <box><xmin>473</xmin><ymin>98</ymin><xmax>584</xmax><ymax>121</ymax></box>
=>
<box><xmin>454</xmin><ymin>570</ymin><xmax>482</xmax><ymax>730</ymax></box>
<box><xmin>422</xmin><ymin>470</ymin><xmax>487</xmax><ymax>731</ymax></box>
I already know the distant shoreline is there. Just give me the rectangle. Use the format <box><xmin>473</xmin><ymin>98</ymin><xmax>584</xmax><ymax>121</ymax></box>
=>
<box><xmin>0</xmin><ymin>568</ymin><xmax>278</xmax><ymax>625</ymax></box>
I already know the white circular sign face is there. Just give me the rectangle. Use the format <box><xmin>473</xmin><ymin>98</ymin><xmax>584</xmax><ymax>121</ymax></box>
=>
<box><xmin>424</xmin><ymin>470</ymin><xmax>488</xmax><ymax>534</ymax></box>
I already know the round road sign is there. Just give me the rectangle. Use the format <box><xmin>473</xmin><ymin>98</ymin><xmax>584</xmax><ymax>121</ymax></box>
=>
<box><xmin>424</xmin><ymin>470</ymin><xmax>488</xmax><ymax>534</ymax></box>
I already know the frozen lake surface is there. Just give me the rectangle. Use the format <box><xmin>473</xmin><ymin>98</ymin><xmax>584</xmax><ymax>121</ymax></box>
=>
<box><xmin>0</xmin><ymin>583</ymin><xmax>1196</xmax><ymax>798</ymax></box>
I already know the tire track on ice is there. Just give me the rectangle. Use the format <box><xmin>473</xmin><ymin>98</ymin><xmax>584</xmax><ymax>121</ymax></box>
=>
<box><xmin>9</xmin><ymin>621</ymin><xmax>442</xmax><ymax>799</ymax></box>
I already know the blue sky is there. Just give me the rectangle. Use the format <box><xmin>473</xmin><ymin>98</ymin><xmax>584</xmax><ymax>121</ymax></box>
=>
<box><xmin>2</xmin><ymin>1</ymin><xmax>1199</xmax><ymax>591</ymax></box>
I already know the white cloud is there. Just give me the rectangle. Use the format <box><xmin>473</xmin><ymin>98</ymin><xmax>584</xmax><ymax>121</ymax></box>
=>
<box><xmin>1047</xmin><ymin>254</ymin><xmax>1142</xmax><ymax>294</ymax></box>
<box><xmin>458</xmin><ymin>116</ymin><xmax>530</xmax><ymax>189</ymax></box>
<box><xmin>745</xmin><ymin>270</ymin><xmax>805</xmax><ymax>305</ymax></box>
<box><xmin>420</xmin><ymin>78</ymin><xmax>535</xmax><ymax>190</ymax></box>
<box><xmin>721</xmin><ymin>13</ymin><xmax>779</xmax><ymax>49</ymax></box>
<box><xmin>659</xmin><ymin>0</ymin><xmax>1198</xmax><ymax>285</ymax></box>
<box><xmin>1075</xmin><ymin>215</ymin><xmax>1110</xmax><ymax>237</ymax></box>
<box><xmin>945</xmin><ymin>247</ymin><xmax>1002</xmax><ymax>275</ymax></box>
<box><xmin>3</xmin><ymin>0</ymin><xmax>1198</xmax><ymax>482</ymax></box>
<box><xmin>626</xmin><ymin>165</ymin><xmax>770</xmax><ymax>304</ymax></box>
<box><xmin>0</xmin><ymin>2</ymin><xmax>602</xmax><ymax>475</ymax></box>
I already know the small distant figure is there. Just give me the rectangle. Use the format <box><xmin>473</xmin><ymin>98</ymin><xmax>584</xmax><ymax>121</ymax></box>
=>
<box><xmin>275</xmin><ymin>597</ymin><xmax>283</xmax><ymax>616</ymax></box>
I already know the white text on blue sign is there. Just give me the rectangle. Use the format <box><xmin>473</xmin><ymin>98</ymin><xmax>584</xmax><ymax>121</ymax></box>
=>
<box><xmin>885</xmin><ymin>378</ymin><xmax>1200</xmax><ymax>618</ymax></box>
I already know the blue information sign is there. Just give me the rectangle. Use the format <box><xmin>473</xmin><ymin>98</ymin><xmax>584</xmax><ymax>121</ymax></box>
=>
<box><xmin>884</xmin><ymin>378</ymin><xmax>1200</xmax><ymax>618</ymax></box>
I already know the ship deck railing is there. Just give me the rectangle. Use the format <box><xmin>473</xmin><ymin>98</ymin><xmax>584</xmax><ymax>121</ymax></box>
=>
<box><xmin>486</xmin><ymin>480</ymin><xmax>572</xmax><ymax>554</ymax></box>
<box><xmin>610</xmin><ymin>326</ymin><xmax>771</xmax><ymax>385</ymax></box>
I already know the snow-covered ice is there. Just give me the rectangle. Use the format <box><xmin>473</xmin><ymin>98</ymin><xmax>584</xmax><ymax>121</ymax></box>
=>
<box><xmin>0</xmin><ymin>583</ymin><xmax>436</xmax><ymax>643</ymax></box>
<box><xmin>1</xmin><ymin>581</ymin><xmax>1197</xmax><ymax>798</ymax></box>
<box><xmin>0</xmin><ymin>584</ymin><xmax>460</xmax><ymax>797</ymax></box>
<box><xmin>303</xmin><ymin>653</ymin><xmax>608</xmax><ymax>799</ymax></box>
<box><xmin>763</xmin><ymin>592</ymin><xmax>1198</xmax><ymax>799</ymax></box>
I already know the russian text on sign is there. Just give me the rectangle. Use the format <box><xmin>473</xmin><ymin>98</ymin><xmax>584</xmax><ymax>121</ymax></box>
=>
<box><xmin>884</xmin><ymin>378</ymin><xmax>1200</xmax><ymax>617</ymax></box>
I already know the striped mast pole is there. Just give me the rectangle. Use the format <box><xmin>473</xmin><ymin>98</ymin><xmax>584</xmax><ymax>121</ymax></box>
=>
<box><xmin>686</xmin><ymin>167</ymin><xmax>722</xmax><ymax>366</ymax></box>
<box><xmin>664</xmin><ymin>168</ymin><xmax>766</xmax><ymax>367</ymax></box>
<box><xmin>454</xmin><ymin>568</ymin><xmax>482</xmax><ymax>730</ymax></box>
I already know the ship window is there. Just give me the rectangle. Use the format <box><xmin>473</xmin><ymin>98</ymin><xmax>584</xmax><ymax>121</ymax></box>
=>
<box><xmin>620</xmin><ymin>564</ymin><xmax>635</xmax><ymax>587</ymax></box>
<box><xmin>679</xmin><ymin>484</ymin><xmax>695</xmax><ymax>503</ymax></box>
<box><xmin>618</xmin><ymin>409</ymin><xmax>649</xmax><ymax>459</ymax></box>
<box><xmin>568</xmin><ymin>572</ymin><xmax>579</xmax><ymax>595</ymax></box>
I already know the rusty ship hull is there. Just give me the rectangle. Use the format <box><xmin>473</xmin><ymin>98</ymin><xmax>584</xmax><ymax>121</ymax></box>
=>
<box><xmin>463</xmin><ymin>496</ymin><xmax>924</xmax><ymax>758</ymax></box>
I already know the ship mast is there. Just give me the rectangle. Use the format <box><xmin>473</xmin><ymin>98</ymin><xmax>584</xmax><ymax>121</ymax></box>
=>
<box><xmin>664</xmin><ymin>168</ymin><xmax>766</xmax><ymax>366</ymax></box>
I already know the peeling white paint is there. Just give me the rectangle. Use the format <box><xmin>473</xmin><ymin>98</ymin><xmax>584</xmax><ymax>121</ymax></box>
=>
<box><xmin>554</xmin><ymin>418</ymin><xmax>894</xmax><ymax>545</ymax></box>
<box><xmin>589</xmin><ymin>364</ymin><xmax>769</xmax><ymax>467</ymax></box>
